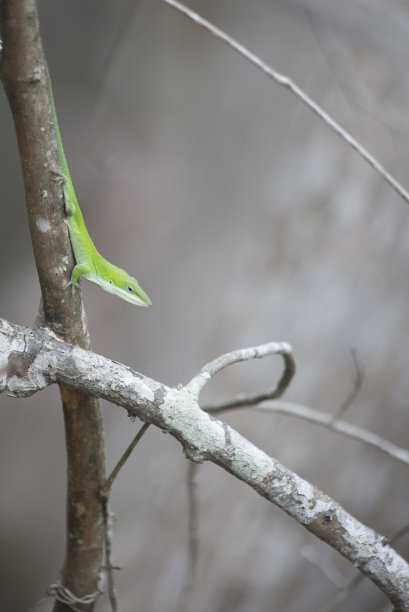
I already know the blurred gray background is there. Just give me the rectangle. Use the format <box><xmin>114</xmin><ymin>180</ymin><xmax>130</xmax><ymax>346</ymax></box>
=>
<box><xmin>1</xmin><ymin>0</ymin><xmax>409</xmax><ymax>610</ymax></box>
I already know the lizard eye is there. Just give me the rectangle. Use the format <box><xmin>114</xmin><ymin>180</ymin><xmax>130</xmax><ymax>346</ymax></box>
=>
<box><xmin>127</xmin><ymin>286</ymin><xmax>134</xmax><ymax>293</ymax></box>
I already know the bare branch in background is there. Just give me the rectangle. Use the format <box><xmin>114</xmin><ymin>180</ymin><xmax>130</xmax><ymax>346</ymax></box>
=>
<box><xmin>92</xmin><ymin>0</ymin><xmax>142</xmax><ymax>110</ymax></box>
<box><xmin>333</xmin><ymin>349</ymin><xmax>364</xmax><ymax>420</ymax></box>
<box><xmin>161</xmin><ymin>0</ymin><xmax>409</xmax><ymax>207</ymax></box>
<box><xmin>100</xmin><ymin>422</ymin><xmax>150</xmax><ymax>612</ymax></box>
<box><xmin>178</xmin><ymin>462</ymin><xmax>199</xmax><ymax>612</ymax></box>
<box><xmin>253</xmin><ymin>401</ymin><xmax>409</xmax><ymax>468</ymax></box>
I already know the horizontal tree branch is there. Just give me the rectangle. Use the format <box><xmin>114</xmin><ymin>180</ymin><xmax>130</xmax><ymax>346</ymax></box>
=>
<box><xmin>1</xmin><ymin>317</ymin><xmax>409</xmax><ymax>610</ymax></box>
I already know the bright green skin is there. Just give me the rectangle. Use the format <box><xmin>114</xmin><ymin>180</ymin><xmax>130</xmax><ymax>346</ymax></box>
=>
<box><xmin>47</xmin><ymin>67</ymin><xmax>151</xmax><ymax>307</ymax></box>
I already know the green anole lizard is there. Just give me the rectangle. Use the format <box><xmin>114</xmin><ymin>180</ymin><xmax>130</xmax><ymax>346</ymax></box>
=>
<box><xmin>46</xmin><ymin>63</ymin><xmax>151</xmax><ymax>307</ymax></box>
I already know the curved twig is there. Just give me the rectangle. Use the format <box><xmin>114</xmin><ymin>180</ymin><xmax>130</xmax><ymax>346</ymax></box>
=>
<box><xmin>334</xmin><ymin>349</ymin><xmax>364</xmax><ymax>420</ymax></box>
<box><xmin>187</xmin><ymin>341</ymin><xmax>295</xmax><ymax>410</ymax></box>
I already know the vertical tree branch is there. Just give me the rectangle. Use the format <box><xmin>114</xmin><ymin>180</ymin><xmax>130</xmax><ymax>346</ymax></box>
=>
<box><xmin>0</xmin><ymin>1</ymin><xmax>106</xmax><ymax>610</ymax></box>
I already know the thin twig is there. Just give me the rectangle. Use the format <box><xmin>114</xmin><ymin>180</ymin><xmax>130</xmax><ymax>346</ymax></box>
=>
<box><xmin>161</xmin><ymin>0</ymin><xmax>409</xmax><ymax>206</ymax></box>
<box><xmin>100</xmin><ymin>422</ymin><xmax>150</xmax><ymax>611</ymax></box>
<box><xmin>186</xmin><ymin>462</ymin><xmax>199</xmax><ymax>587</ymax></box>
<box><xmin>102</xmin><ymin>422</ymin><xmax>150</xmax><ymax>497</ymax></box>
<box><xmin>92</xmin><ymin>0</ymin><xmax>141</xmax><ymax>111</ymax></box>
<box><xmin>188</xmin><ymin>341</ymin><xmax>295</xmax><ymax>410</ymax></box>
<box><xmin>302</xmin><ymin>545</ymin><xmax>350</xmax><ymax>589</ymax></box>
<box><xmin>102</xmin><ymin>502</ymin><xmax>119</xmax><ymax>612</ymax></box>
<box><xmin>315</xmin><ymin>573</ymin><xmax>364</xmax><ymax>612</ymax></box>
<box><xmin>333</xmin><ymin>349</ymin><xmax>364</xmax><ymax>420</ymax></box>
<box><xmin>178</xmin><ymin>462</ymin><xmax>199</xmax><ymax>612</ymax></box>
<box><xmin>390</xmin><ymin>522</ymin><xmax>409</xmax><ymax>544</ymax></box>
<box><xmin>253</xmin><ymin>401</ymin><xmax>409</xmax><ymax>468</ymax></box>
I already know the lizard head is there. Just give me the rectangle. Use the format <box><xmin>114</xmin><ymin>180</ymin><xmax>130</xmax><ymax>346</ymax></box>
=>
<box><xmin>95</xmin><ymin>267</ymin><xmax>152</xmax><ymax>307</ymax></box>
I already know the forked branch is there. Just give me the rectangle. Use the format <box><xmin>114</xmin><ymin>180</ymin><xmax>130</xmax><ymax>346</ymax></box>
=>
<box><xmin>1</xmin><ymin>317</ymin><xmax>409</xmax><ymax>610</ymax></box>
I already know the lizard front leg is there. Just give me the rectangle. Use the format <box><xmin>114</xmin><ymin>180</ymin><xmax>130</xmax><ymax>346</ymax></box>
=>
<box><xmin>65</xmin><ymin>262</ymin><xmax>92</xmax><ymax>294</ymax></box>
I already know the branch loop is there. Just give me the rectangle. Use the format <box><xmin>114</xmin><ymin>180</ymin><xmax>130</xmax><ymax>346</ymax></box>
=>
<box><xmin>185</xmin><ymin>341</ymin><xmax>295</xmax><ymax>412</ymax></box>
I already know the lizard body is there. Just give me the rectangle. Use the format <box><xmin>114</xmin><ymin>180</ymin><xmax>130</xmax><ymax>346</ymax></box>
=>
<box><xmin>46</xmin><ymin>64</ymin><xmax>151</xmax><ymax>307</ymax></box>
